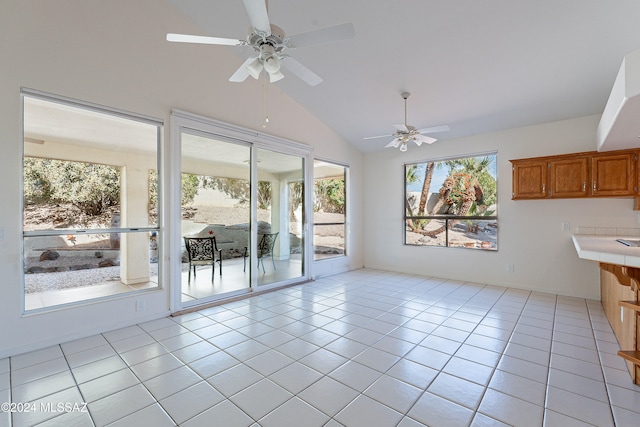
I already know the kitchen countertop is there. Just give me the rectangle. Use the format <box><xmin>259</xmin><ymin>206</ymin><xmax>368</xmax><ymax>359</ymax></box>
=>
<box><xmin>573</xmin><ymin>234</ymin><xmax>640</xmax><ymax>268</ymax></box>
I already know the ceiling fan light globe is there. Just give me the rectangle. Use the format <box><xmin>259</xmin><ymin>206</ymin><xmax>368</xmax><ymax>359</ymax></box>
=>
<box><xmin>399</xmin><ymin>143</ymin><xmax>408</xmax><ymax>152</ymax></box>
<box><xmin>263</xmin><ymin>54</ymin><xmax>281</xmax><ymax>73</ymax></box>
<box><xmin>246</xmin><ymin>57</ymin><xmax>263</xmax><ymax>79</ymax></box>
<box><xmin>269</xmin><ymin>69</ymin><xmax>285</xmax><ymax>82</ymax></box>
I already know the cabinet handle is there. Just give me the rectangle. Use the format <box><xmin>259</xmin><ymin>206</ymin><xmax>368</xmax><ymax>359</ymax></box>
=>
<box><xmin>583</xmin><ymin>182</ymin><xmax>586</xmax><ymax>192</ymax></box>
<box><xmin>593</xmin><ymin>181</ymin><xmax>597</xmax><ymax>192</ymax></box>
<box><xmin>542</xmin><ymin>184</ymin><xmax>545</xmax><ymax>193</ymax></box>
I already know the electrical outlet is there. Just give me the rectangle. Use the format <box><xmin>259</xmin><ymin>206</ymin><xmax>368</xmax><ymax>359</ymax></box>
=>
<box><xmin>561</xmin><ymin>222</ymin><xmax>570</xmax><ymax>232</ymax></box>
<box><xmin>0</xmin><ymin>228</ymin><xmax>5</xmax><ymax>240</ymax></box>
<box><xmin>136</xmin><ymin>299</ymin><xmax>146</xmax><ymax>312</ymax></box>
<box><xmin>507</xmin><ymin>264</ymin><xmax>514</xmax><ymax>272</ymax></box>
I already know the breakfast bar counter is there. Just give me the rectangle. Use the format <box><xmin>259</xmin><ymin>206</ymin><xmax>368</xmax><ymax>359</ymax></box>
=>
<box><xmin>573</xmin><ymin>234</ymin><xmax>640</xmax><ymax>383</ymax></box>
<box><xmin>572</xmin><ymin>234</ymin><xmax>640</xmax><ymax>267</ymax></box>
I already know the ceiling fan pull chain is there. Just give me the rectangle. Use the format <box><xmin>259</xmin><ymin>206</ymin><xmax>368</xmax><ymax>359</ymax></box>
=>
<box><xmin>262</xmin><ymin>79</ymin><xmax>270</xmax><ymax>128</ymax></box>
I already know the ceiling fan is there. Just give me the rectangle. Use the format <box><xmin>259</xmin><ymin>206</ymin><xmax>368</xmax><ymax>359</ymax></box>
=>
<box><xmin>364</xmin><ymin>92</ymin><xmax>450</xmax><ymax>151</ymax></box>
<box><xmin>166</xmin><ymin>0</ymin><xmax>355</xmax><ymax>86</ymax></box>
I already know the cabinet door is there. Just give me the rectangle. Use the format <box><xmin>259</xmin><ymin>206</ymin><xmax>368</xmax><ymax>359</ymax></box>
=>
<box><xmin>512</xmin><ymin>161</ymin><xmax>547</xmax><ymax>199</ymax></box>
<box><xmin>549</xmin><ymin>158</ymin><xmax>588</xmax><ymax>198</ymax></box>
<box><xmin>591</xmin><ymin>153</ymin><xmax>637</xmax><ymax>196</ymax></box>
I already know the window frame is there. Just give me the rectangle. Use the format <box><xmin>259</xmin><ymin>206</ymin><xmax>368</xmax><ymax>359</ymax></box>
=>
<box><xmin>21</xmin><ymin>88</ymin><xmax>163</xmax><ymax>312</ymax></box>
<box><xmin>313</xmin><ymin>159</ymin><xmax>348</xmax><ymax>261</ymax></box>
<box><xmin>403</xmin><ymin>151</ymin><xmax>498</xmax><ymax>250</ymax></box>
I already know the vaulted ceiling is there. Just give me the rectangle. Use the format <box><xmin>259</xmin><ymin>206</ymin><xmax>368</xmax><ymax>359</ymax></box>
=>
<box><xmin>165</xmin><ymin>0</ymin><xmax>640</xmax><ymax>152</ymax></box>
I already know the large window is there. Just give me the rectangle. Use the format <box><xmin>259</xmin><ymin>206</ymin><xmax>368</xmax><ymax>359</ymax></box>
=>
<box><xmin>313</xmin><ymin>160</ymin><xmax>347</xmax><ymax>260</ymax></box>
<box><xmin>22</xmin><ymin>91</ymin><xmax>161</xmax><ymax>311</ymax></box>
<box><xmin>404</xmin><ymin>153</ymin><xmax>497</xmax><ymax>250</ymax></box>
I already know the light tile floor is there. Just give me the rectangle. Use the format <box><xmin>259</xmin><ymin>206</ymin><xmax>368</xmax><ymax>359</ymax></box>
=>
<box><xmin>3</xmin><ymin>269</ymin><xmax>640</xmax><ymax>426</ymax></box>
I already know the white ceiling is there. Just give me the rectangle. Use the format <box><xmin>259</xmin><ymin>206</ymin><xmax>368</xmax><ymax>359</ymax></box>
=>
<box><xmin>166</xmin><ymin>0</ymin><xmax>640</xmax><ymax>153</ymax></box>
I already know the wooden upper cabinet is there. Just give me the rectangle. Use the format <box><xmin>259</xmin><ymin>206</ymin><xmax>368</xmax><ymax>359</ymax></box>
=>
<box><xmin>512</xmin><ymin>160</ymin><xmax>547</xmax><ymax>199</ymax></box>
<box><xmin>549</xmin><ymin>157</ymin><xmax>589</xmax><ymax>198</ymax></box>
<box><xmin>511</xmin><ymin>149</ymin><xmax>639</xmax><ymax>202</ymax></box>
<box><xmin>591</xmin><ymin>152</ymin><xmax>637</xmax><ymax>197</ymax></box>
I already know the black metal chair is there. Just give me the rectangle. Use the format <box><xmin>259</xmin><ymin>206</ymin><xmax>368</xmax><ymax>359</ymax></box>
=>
<box><xmin>184</xmin><ymin>236</ymin><xmax>222</xmax><ymax>282</ymax></box>
<box><xmin>243</xmin><ymin>232</ymin><xmax>279</xmax><ymax>273</ymax></box>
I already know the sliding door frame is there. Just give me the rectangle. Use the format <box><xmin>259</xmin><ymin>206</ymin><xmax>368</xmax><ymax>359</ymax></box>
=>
<box><xmin>168</xmin><ymin>110</ymin><xmax>312</xmax><ymax>312</ymax></box>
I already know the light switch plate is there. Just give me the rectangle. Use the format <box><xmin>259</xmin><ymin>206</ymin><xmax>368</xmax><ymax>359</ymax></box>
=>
<box><xmin>0</xmin><ymin>228</ymin><xmax>5</xmax><ymax>240</ymax></box>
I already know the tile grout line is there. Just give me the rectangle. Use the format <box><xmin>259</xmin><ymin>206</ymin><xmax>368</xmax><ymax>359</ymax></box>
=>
<box><xmin>464</xmin><ymin>286</ymin><xmax>530</xmax><ymax>425</ymax></box>
<box><xmin>586</xmin><ymin>300</ymin><xmax>619</xmax><ymax>427</ymax></box>
<box><xmin>379</xmin><ymin>280</ymin><xmax>512</xmax><ymax>425</ymax></box>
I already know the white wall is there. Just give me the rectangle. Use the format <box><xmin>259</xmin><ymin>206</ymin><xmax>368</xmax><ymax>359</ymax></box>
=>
<box><xmin>0</xmin><ymin>0</ymin><xmax>363</xmax><ymax>357</ymax></box>
<box><xmin>364</xmin><ymin>115</ymin><xmax>638</xmax><ymax>300</ymax></box>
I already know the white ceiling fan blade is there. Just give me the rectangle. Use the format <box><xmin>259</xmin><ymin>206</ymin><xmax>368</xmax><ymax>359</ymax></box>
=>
<box><xmin>385</xmin><ymin>138</ymin><xmax>401</xmax><ymax>148</ymax></box>
<box><xmin>280</xmin><ymin>57</ymin><xmax>323</xmax><ymax>86</ymax></box>
<box><xmin>363</xmin><ymin>133</ymin><xmax>393</xmax><ymax>140</ymax></box>
<box><xmin>229</xmin><ymin>57</ymin><xmax>257</xmax><ymax>82</ymax></box>
<box><xmin>417</xmin><ymin>124</ymin><xmax>450</xmax><ymax>134</ymax></box>
<box><xmin>166</xmin><ymin>33</ymin><xmax>244</xmax><ymax>46</ymax></box>
<box><xmin>394</xmin><ymin>124</ymin><xmax>409</xmax><ymax>132</ymax></box>
<box><xmin>415</xmin><ymin>135</ymin><xmax>438</xmax><ymax>145</ymax></box>
<box><xmin>286</xmin><ymin>23</ymin><xmax>355</xmax><ymax>49</ymax></box>
<box><xmin>242</xmin><ymin>0</ymin><xmax>271</xmax><ymax>35</ymax></box>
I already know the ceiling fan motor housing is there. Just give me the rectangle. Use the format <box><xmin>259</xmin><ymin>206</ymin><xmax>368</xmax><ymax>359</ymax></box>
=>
<box><xmin>248</xmin><ymin>24</ymin><xmax>286</xmax><ymax>54</ymax></box>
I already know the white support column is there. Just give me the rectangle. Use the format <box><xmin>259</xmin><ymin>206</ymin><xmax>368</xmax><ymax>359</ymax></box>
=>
<box><xmin>270</xmin><ymin>179</ymin><xmax>290</xmax><ymax>260</ymax></box>
<box><xmin>120</xmin><ymin>165</ymin><xmax>150</xmax><ymax>285</ymax></box>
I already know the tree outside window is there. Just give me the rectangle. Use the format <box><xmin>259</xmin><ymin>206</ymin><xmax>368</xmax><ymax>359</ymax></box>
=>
<box><xmin>405</xmin><ymin>153</ymin><xmax>497</xmax><ymax>250</ymax></box>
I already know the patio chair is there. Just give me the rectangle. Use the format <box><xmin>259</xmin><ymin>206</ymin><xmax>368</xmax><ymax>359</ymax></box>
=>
<box><xmin>243</xmin><ymin>232</ymin><xmax>279</xmax><ymax>273</ymax></box>
<box><xmin>184</xmin><ymin>236</ymin><xmax>222</xmax><ymax>282</ymax></box>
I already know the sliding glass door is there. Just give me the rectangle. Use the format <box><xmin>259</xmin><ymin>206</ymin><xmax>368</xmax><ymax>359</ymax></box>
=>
<box><xmin>172</xmin><ymin>111</ymin><xmax>310</xmax><ymax>309</ymax></box>
<box><xmin>180</xmin><ymin>131</ymin><xmax>251</xmax><ymax>304</ymax></box>
<box><xmin>254</xmin><ymin>148</ymin><xmax>306</xmax><ymax>287</ymax></box>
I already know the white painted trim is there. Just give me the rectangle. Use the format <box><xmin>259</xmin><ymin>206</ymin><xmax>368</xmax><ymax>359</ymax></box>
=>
<box><xmin>22</xmin><ymin>87</ymin><xmax>163</xmax><ymax>126</ymax></box>
<box><xmin>170</xmin><ymin>108</ymin><xmax>312</xmax><ymax>156</ymax></box>
<box><xmin>168</xmin><ymin>114</ymin><xmax>185</xmax><ymax>312</ymax></box>
<box><xmin>403</xmin><ymin>149</ymin><xmax>498</xmax><ymax>167</ymax></box>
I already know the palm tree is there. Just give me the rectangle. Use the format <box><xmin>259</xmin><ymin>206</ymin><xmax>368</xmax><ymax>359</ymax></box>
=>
<box><xmin>443</xmin><ymin>156</ymin><xmax>495</xmax><ymax>209</ymax></box>
<box><xmin>405</xmin><ymin>164</ymin><xmax>419</xmax><ymax>185</ymax></box>
<box><xmin>418</xmin><ymin>162</ymin><xmax>434</xmax><ymax>215</ymax></box>
<box><xmin>413</xmin><ymin>155</ymin><xmax>496</xmax><ymax>238</ymax></box>
<box><xmin>445</xmin><ymin>156</ymin><xmax>492</xmax><ymax>177</ymax></box>
<box><xmin>405</xmin><ymin>165</ymin><xmax>420</xmax><ymax>230</ymax></box>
